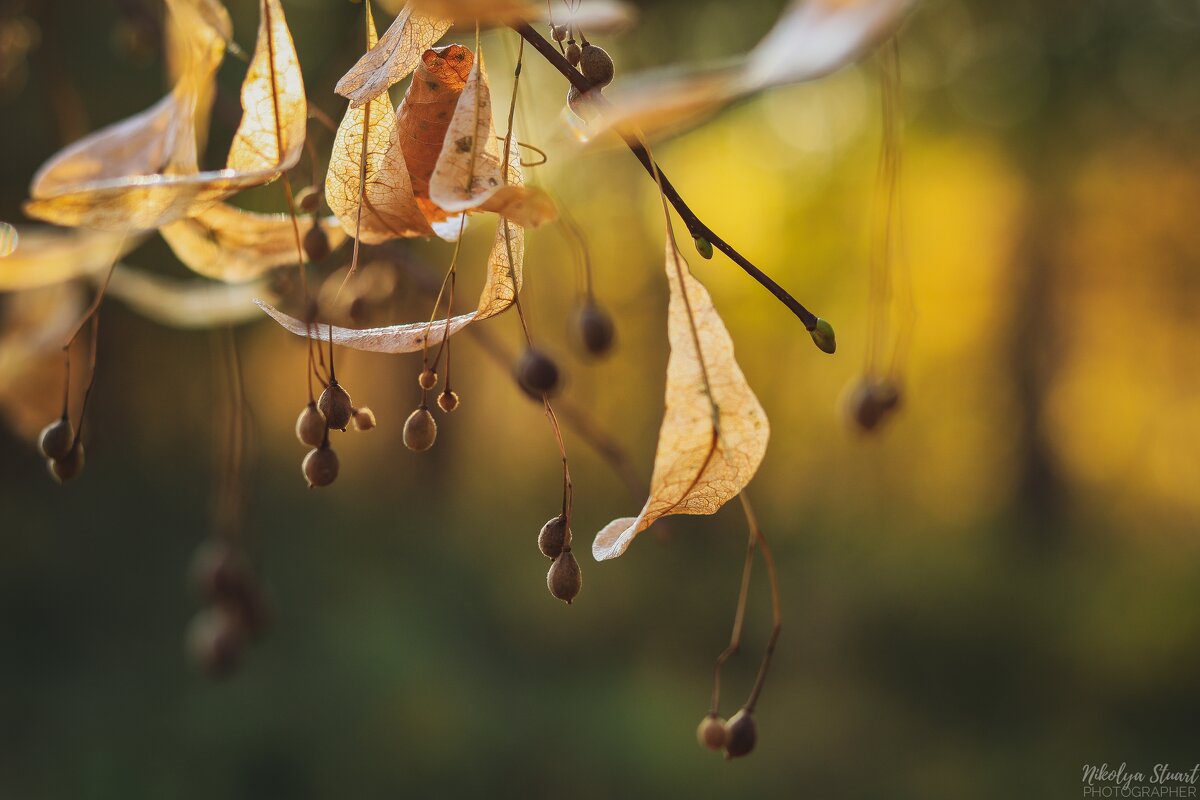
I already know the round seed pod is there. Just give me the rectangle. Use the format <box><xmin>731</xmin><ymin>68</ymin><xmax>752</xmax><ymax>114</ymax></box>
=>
<box><xmin>418</xmin><ymin>368</ymin><xmax>438</xmax><ymax>390</ymax></box>
<box><xmin>547</xmin><ymin>548</ymin><xmax>582</xmax><ymax>604</ymax></box>
<box><xmin>566</xmin><ymin>85</ymin><xmax>601</xmax><ymax>123</ymax></box>
<box><xmin>224</xmin><ymin>582</ymin><xmax>272</xmax><ymax>640</ymax></box>
<box><xmin>352</xmin><ymin>407</ymin><xmax>377</xmax><ymax>431</ymax></box>
<box><xmin>437</xmin><ymin>390</ymin><xmax>460</xmax><ymax>413</ymax></box>
<box><xmin>295</xmin><ymin>401</ymin><xmax>326</xmax><ymax>447</ymax></box>
<box><xmin>318</xmin><ymin>381</ymin><xmax>354</xmax><ymax>430</ymax></box>
<box><xmin>516</xmin><ymin>348</ymin><xmax>560</xmax><ymax>398</ymax></box>
<box><xmin>579</xmin><ymin>43</ymin><xmax>615</xmax><ymax>86</ymax></box>
<box><xmin>302</xmin><ymin>443</ymin><xmax>339</xmax><ymax>488</ymax></box>
<box><xmin>566</xmin><ymin>41</ymin><xmax>582</xmax><ymax>67</ymax></box>
<box><xmin>723</xmin><ymin>708</ymin><xmax>757</xmax><ymax>759</ymax></box>
<box><xmin>551</xmin><ymin>24</ymin><xmax>567</xmax><ymax>42</ymax></box>
<box><xmin>538</xmin><ymin>514</ymin><xmax>571</xmax><ymax>559</ymax></box>
<box><xmin>697</xmin><ymin>714</ymin><xmax>727</xmax><ymax>751</ymax></box>
<box><xmin>809</xmin><ymin>317</ymin><xmax>836</xmax><ymax>354</ymax></box>
<box><xmin>186</xmin><ymin>607</ymin><xmax>243</xmax><ymax>680</ymax></box>
<box><xmin>188</xmin><ymin>540</ymin><xmax>252</xmax><ymax>602</ymax></box>
<box><xmin>295</xmin><ymin>186</ymin><xmax>320</xmax><ymax>214</ymax></box>
<box><xmin>575</xmin><ymin>301</ymin><xmax>615</xmax><ymax>357</ymax></box>
<box><xmin>845</xmin><ymin>378</ymin><xmax>902</xmax><ymax>433</ymax></box>
<box><xmin>403</xmin><ymin>406</ymin><xmax>437</xmax><ymax>452</ymax></box>
<box><xmin>38</xmin><ymin>416</ymin><xmax>74</xmax><ymax>461</ymax></box>
<box><xmin>48</xmin><ymin>442</ymin><xmax>85</xmax><ymax>484</ymax></box>
<box><xmin>303</xmin><ymin>224</ymin><xmax>331</xmax><ymax>262</ymax></box>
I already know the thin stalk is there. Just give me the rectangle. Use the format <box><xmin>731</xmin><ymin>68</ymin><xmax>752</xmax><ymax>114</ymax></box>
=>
<box><xmin>739</xmin><ymin>493</ymin><xmax>782</xmax><ymax>713</ymax></box>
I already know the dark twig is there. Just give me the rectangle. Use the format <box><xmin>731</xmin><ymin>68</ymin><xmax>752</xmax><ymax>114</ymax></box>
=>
<box><xmin>513</xmin><ymin>23</ymin><xmax>819</xmax><ymax>331</ymax></box>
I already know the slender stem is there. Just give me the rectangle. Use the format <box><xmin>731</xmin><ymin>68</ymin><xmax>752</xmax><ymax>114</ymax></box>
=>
<box><xmin>72</xmin><ymin>313</ymin><xmax>101</xmax><ymax>448</ymax></box>
<box><xmin>512</xmin><ymin>22</ymin><xmax>819</xmax><ymax>330</ymax></box>
<box><xmin>712</xmin><ymin>514</ymin><xmax>757</xmax><ymax>715</ymax></box>
<box><xmin>739</xmin><ymin>493</ymin><xmax>782</xmax><ymax>713</ymax></box>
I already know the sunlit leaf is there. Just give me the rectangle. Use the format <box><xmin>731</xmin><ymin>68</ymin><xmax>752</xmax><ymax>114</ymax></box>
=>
<box><xmin>429</xmin><ymin>54</ymin><xmax>504</xmax><ymax>213</ymax></box>
<box><xmin>160</xmin><ymin>204</ymin><xmax>346</xmax><ymax>283</ymax></box>
<box><xmin>592</xmin><ymin>238</ymin><xmax>769</xmax><ymax>561</ymax></box>
<box><xmin>104</xmin><ymin>266</ymin><xmax>275</xmax><ymax>329</ymax></box>
<box><xmin>0</xmin><ymin>227</ymin><xmax>139</xmax><ymax>291</ymax></box>
<box><xmin>479</xmin><ymin>184</ymin><xmax>557</xmax><ymax>228</ymax></box>
<box><xmin>25</xmin><ymin>0</ymin><xmax>307</xmax><ymax>232</ymax></box>
<box><xmin>326</xmin><ymin>3</ymin><xmax>434</xmax><ymax>244</ymax></box>
<box><xmin>396</xmin><ymin>44</ymin><xmax>474</xmax><ymax>232</ymax></box>
<box><xmin>335</xmin><ymin>2</ymin><xmax>452</xmax><ymax>109</ymax></box>
<box><xmin>257</xmin><ymin>165</ymin><xmax>526</xmax><ymax>353</ymax></box>
<box><xmin>409</xmin><ymin>0</ymin><xmax>635</xmax><ymax>29</ymax></box>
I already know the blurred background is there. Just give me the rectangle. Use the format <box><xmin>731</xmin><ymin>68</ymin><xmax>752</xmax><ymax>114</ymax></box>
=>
<box><xmin>2</xmin><ymin>0</ymin><xmax>1200</xmax><ymax>797</ymax></box>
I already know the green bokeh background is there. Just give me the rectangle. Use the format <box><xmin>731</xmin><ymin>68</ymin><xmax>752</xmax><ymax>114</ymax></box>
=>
<box><xmin>2</xmin><ymin>1</ymin><xmax>1200</xmax><ymax>798</ymax></box>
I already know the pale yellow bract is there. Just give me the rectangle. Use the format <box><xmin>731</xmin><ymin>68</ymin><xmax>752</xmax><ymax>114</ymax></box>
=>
<box><xmin>592</xmin><ymin>238</ymin><xmax>770</xmax><ymax>561</ymax></box>
<box><xmin>429</xmin><ymin>55</ymin><xmax>505</xmax><ymax>214</ymax></box>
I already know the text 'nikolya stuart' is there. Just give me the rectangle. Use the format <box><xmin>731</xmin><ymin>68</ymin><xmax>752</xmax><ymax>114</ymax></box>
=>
<box><xmin>1083</xmin><ymin>763</ymin><xmax>1200</xmax><ymax>798</ymax></box>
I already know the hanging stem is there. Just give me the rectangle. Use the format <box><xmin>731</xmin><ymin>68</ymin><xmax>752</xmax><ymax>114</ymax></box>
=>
<box><xmin>739</xmin><ymin>493</ymin><xmax>782</xmax><ymax>713</ymax></box>
<box><xmin>711</xmin><ymin>510</ymin><xmax>757</xmax><ymax>715</ymax></box>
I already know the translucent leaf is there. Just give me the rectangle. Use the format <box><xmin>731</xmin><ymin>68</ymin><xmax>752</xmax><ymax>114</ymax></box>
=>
<box><xmin>326</xmin><ymin>3</ymin><xmax>433</xmax><ymax>244</ymax></box>
<box><xmin>395</xmin><ymin>44</ymin><xmax>474</xmax><ymax>232</ymax></box>
<box><xmin>0</xmin><ymin>227</ymin><xmax>140</xmax><ymax>291</ymax></box>
<box><xmin>104</xmin><ymin>266</ymin><xmax>274</xmax><ymax>329</ymax></box>
<box><xmin>592</xmin><ymin>238</ymin><xmax>769</xmax><ymax>561</ymax></box>
<box><xmin>160</xmin><ymin>204</ymin><xmax>346</xmax><ymax>282</ymax></box>
<box><xmin>479</xmin><ymin>185</ymin><xmax>557</xmax><ymax>229</ymax></box>
<box><xmin>593</xmin><ymin>0</ymin><xmax>917</xmax><ymax>142</ymax></box>
<box><xmin>335</xmin><ymin>3</ymin><xmax>452</xmax><ymax>109</ymax></box>
<box><xmin>24</xmin><ymin>0</ymin><xmax>307</xmax><ymax>232</ymax></box>
<box><xmin>257</xmin><ymin>169</ymin><xmax>525</xmax><ymax>353</ymax></box>
<box><xmin>409</xmin><ymin>0</ymin><xmax>635</xmax><ymax>29</ymax></box>
<box><xmin>429</xmin><ymin>54</ymin><xmax>504</xmax><ymax>213</ymax></box>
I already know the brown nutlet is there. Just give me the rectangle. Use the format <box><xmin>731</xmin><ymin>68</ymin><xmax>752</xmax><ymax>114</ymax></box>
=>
<box><xmin>39</xmin><ymin>417</ymin><xmax>74</xmax><ymax>461</ymax></box>
<box><xmin>302</xmin><ymin>443</ymin><xmax>339</xmax><ymax>488</ymax></box>
<box><xmin>437</xmin><ymin>390</ymin><xmax>459</xmax><ymax>413</ymax></box>
<box><xmin>295</xmin><ymin>401</ymin><xmax>326</xmax><ymax>447</ymax></box>
<box><xmin>551</xmin><ymin>24</ymin><xmax>567</xmax><ymax>42</ymax></box>
<box><xmin>297</xmin><ymin>186</ymin><xmax>321</xmax><ymax>214</ymax></box>
<box><xmin>403</xmin><ymin>406</ymin><xmax>437</xmax><ymax>452</ymax></box>
<box><xmin>723</xmin><ymin>708</ymin><xmax>757</xmax><ymax>759</ymax></box>
<box><xmin>318</xmin><ymin>381</ymin><xmax>354</xmax><ymax>430</ymax></box>
<box><xmin>538</xmin><ymin>514</ymin><xmax>571</xmax><ymax>559</ymax></box>
<box><xmin>697</xmin><ymin>714</ymin><xmax>727</xmax><ymax>751</ymax></box>
<box><xmin>580</xmin><ymin>43</ymin><xmax>615</xmax><ymax>86</ymax></box>
<box><xmin>185</xmin><ymin>607</ymin><xmax>243</xmax><ymax>681</ymax></box>
<box><xmin>303</xmin><ymin>224</ymin><xmax>330</xmax><ymax>262</ymax></box>
<box><xmin>516</xmin><ymin>348</ymin><xmax>561</xmax><ymax>399</ymax></box>
<box><xmin>352</xmin><ymin>407</ymin><xmax>377</xmax><ymax>431</ymax></box>
<box><xmin>566</xmin><ymin>42</ymin><xmax>582</xmax><ymax>67</ymax></box>
<box><xmin>547</xmin><ymin>549</ymin><xmax>582</xmax><ymax>604</ymax></box>
<box><xmin>576</xmin><ymin>301</ymin><xmax>615</xmax><ymax>357</ymax></box>
<box><xmin>48</xmin><ymin>442</ymin><xmax>85</xmax><ymax>484</ymax></box>
<box><xmin>418</xmin><ymin>369</ymin><xmax>438</xmax><ymax>390</ymax></box>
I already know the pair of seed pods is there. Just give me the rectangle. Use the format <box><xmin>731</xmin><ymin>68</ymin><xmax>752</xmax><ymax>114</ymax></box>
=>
<box><xmin>539</xmin><ymin>514</ymin><xmax>582</xmax><ymax>604</ymax></box>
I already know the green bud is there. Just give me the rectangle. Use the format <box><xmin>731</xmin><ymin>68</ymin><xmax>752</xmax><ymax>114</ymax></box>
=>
<box><xmin>693</xmin><ymin>235</ymin><xmax>714</xmax><ymax>260</ymax></box>
<box><xmin>809</xmin><ymin>318</ymin><xmax>836</xmax><ymax>354</ymax></box>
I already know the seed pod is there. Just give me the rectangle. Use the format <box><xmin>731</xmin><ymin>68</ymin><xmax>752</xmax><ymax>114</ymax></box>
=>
<box><xmin>723</xmin><ymin>708</ymin><xmax>757</xmax><ymax>759</ymax></box>
<box><xmin>418</xmin><ymin>368</ymin><xmax>438</xmax><ymax>390</ymax></box>
<box><xmin>547</xmin><ymin>548</ymin><xmax>582</xmax><ymax>604</ymax></box>
<box><xmin>38</xmin><ymin>416</ymin><xmax>74</xmax><ymax>461</ymax></box>
<box><xmin>809</xmin><ymin>318</ymin><xmax>836</xmax><ymax>355</ymax></box>
<box><xmin>437</xmin><ymin>390</ymin><xmax>460</xmax><ymax>413</ymax></box>
<box><xmin>403</xmin><ymin>406</ymin><xmax>437</xmax><ymax>452</ymax></box>
<box><xmin>694</xmin><ymin>235</ymin><xmax>714</xmax><ymax>260</ymax></box>
<box><xmin>566</xmin><ymin>85</ymin><xmax>601</xmax><ymax>123</ymax></box>
<box><xmin>303</xmin><ymin>224</ymin><xmax>331</xmax><ymax>262</ymax></box>
<box><xmin>352</xmin><ymin>407</ymin><xmax>377</xmax><ymax>431</ymax></box>
<box><xmin>845</xmin><ymin>377</ymin><xmax>902</xmax><ymax>433</ymax></box>
<box><xmin>48</xmin><ymin>442</ymin><xmax>85</xmax><ymax>484</ymax></box>
<box><xmin>566</xmin><ymin>41</ymin><xmax>582</xmax><ymax>67</ymax></box>
<box><xmin>575</xmin><ymin>301</ymin><xmax>615</xmax><ymax>357</ymax></box>
<box><xmin>186</xmin><ymin>607</ymin><xmax>243</xmax><ymax>680</ymax></box>
<box><xmin>538</xmin><ymin>514</ymin><xmax>571</xmax><ymax>559</ymax></box>
<box><xmin>295</xmin><ymin>185</ymin><xmax>320</xmax><ymax>214</ymax></box>
<box><xmin>516</xmin><ymin>348</ymin><xmax>561</xmax><ymax>398</ymax></box>
<box><xmin>188</xmin><ymin>540</ymin><xmax>252</xmax><ymax>602</ymax></box>
<box><xmin>580</xmin><ymin>43</ymin><xmax>615</xmax><ymax>86</ymax></box>
<box><xmin>551</xmin><ymin>24</ymin><xmax>567</xmax><ymax>42</ymax></box>
<box><xmin>302</xmin><ymin>443</ymin><xmax>339</xmax><ymax>488</ymax></box>
<box><xmin>318</xmin><ymin>381</ymin><xmax>354</xmax><ymax>430</ymax></box>
<box><xmin>224</xmin><ymin>582</ymin><xmax>272</xmax><ymax>640</ymax></box>
<box><xmin>295</xmin><ymin>401</ymin><xmax>326</xmax><ymax>447</ymax></box>
<box><xmin>697</xmin><ymin>714</ymin><xmax>727</xmax><ymax>751</ymax></box>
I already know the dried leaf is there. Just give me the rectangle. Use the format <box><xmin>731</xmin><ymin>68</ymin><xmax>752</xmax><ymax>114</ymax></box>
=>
<box><xmin>335</xmin><ymin>3</ymin><xmax>452</xmax><ymax>108</ymax></box>
<box><xmin>592</xmin><ymin>239</ymin><xmax>769</xmax><ymax>561</ymax></box>
<box><xmin>396</xmin><ymin>44</ymin><xmax>474</xmax><ymax>229</ymax></box>
<box><xmin>409</xmin><ymin>0</ymin><xmax>634</xmax><ymax>29</ymax></box>
<box><xmin>0</xmin><ymin>226</ymin><xmax>139</xmax><ymax>291</ymax></box>
<box><xmin>479</xmin><ymin>185</ymin><xmax>557</xmax><ymax>228</ymax></box>
<box><xmin>160</xmin><ymin>204</ymin><xmax>346</xmax><ymax>282</ymax></box>
<box><xmin>429</xmin><ymin>54</ymin><xmax>505</xmax><ymax>213</ymax></box>
<box><xmin>326</xmin><ymin>3</ymin><xmax>434</xmax><ymax>244</ymax></box>
<box><xmin>104</xmin><ymin>266</ymin><xmax>275</xmax><ymax>328</ymax></box>
<box><xmin>593</xmin><ymin>0</ymin><xmax>917</xmax><ymax>142</ymax></box>
<box><xmin>257</xmin><ymin>168</ymin><xmax>525</xmax><ymax>353</ymax></box>
<box><xmin>25</xmin><ymin>0</ymin><xmax>307</xmax><ymax>232</ymax></box>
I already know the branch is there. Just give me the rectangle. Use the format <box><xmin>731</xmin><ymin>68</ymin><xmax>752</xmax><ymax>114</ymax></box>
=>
<box><xmin>513</xmin><ymin>22</ymin><xmax>821</xmax><ymax>333</ymax></box>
